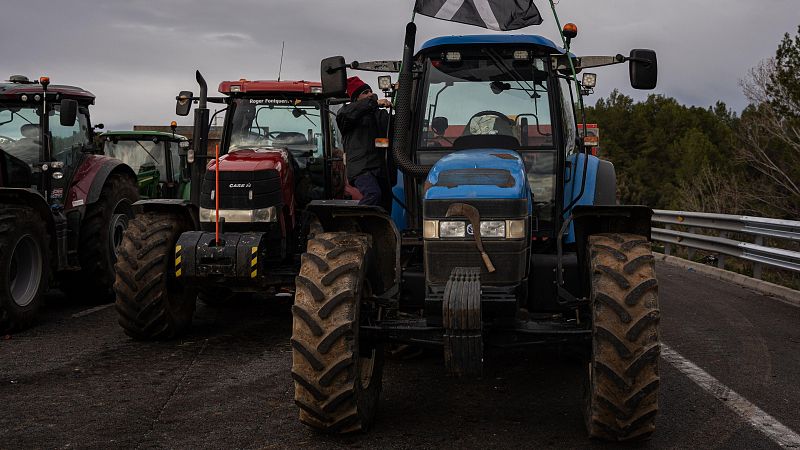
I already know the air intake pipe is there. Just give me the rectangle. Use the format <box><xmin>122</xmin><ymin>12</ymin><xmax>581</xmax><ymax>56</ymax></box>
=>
<box><xmin>392</xmin><ymin>22</ymin><xmax>431</xmax><ymax>179</ymax></box>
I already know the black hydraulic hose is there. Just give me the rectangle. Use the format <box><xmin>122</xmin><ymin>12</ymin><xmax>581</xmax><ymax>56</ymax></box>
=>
<box><xmin>391</xmin><ymin>22</ymin><xmax>430</xmax><ymax>179</ymax></box>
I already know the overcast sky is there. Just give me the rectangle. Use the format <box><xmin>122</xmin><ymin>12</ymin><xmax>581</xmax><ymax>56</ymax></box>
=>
<box><xmin>2</xmin><ymin>0</ymin><xmax>797</xmax><ymax>130</ymax></box>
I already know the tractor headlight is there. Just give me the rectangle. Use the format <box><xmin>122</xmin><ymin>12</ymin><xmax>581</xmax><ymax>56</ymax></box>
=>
<box><xmin>199</xmin><ymin>206</ymin><xmax>277</xmax><ymax>223</ymax></box>
<box><xmin>439</xmin><ymin>221</ymin><xmax>466</xmax><ymax>238</ymax></box>
<box><xmin>252</xmin><ymin>206</ymin><xmax>278</xmax><ymax>222</ymax></box>
<box><xmin>479</xmin><ymin>221</ymin><xmax>506</xmax><ymax>238</ymax></box>
<box><xmin>506</xmin><ymin>219</ymin><xmax>526</xmax><ymax>239</ymax></box>
<box><xmin>424</xmin><ymin>219</ymin><xmax>527</xmax><ymax>239</ymax></box>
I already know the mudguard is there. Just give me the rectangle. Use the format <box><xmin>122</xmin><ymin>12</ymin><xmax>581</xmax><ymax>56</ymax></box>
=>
<box><xmin>67</xmin><ymin>155</ymin><xmax>137</xmax><ymax>212</ymax></box>
<box><xmin>306</xmin><ymin>200</ymin><xmax>400</xmax><ymax>298</ymax></box>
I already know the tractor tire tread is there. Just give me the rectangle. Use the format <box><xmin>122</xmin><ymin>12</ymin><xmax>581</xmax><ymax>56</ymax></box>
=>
<box><xmin>585</xmin><ymin>233</ymin><xmax>660</xmax><ymax>441</ymax></box>
<box><xmin>291</xmin><ymin>231</ymin><xmax>383</xmax><ymax>434</ymax></box>
<box><xmin>113</xmin><ymin>211</ymin><xmax>195</xmax><ymax>340</ymax></box>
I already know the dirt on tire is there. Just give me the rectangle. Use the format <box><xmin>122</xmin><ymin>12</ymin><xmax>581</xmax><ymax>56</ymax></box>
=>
<box><xmin>291</xmin><ymin>231</ymin><xmax>384</xmax><ymax>434</ymax></box>
<box><xmin>584</xmin><ymin>233</ymin><xmax>660</xmax><ymax>441</ymax></box>
<box><xmin>114</xmin><ymin>211</ymin><xmax>196</xmax><ymax>340</ymax></box>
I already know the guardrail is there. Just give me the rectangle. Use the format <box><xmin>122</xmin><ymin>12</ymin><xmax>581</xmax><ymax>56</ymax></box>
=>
<box><xmin>651</xmin><ymin>210</ymin><xmax>800</xmax><ymax>279</ymax></box>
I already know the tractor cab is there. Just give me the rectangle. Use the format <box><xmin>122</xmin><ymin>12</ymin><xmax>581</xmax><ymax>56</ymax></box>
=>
<box><xmin>412</xmin><ymin>36</ymin><xmax>568</xmax><ymax>241</ymax></box>
<box><xmin>0</xmin><ymin>75</ymin><xmax>97</xmax><ymax>202</ymax></box>
<box><xmin>185</xmin><ymin>79</ymin><xmax>348</xmax><ymax>234</ymax></box>
<box><xmin>101</xmin><ymin>130</ymin><xmax>190</xmax><ymax>199</ymax></box>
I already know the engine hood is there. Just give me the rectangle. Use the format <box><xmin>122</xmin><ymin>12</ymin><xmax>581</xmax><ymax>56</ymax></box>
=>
<box><xmin>424</xmin><ymin>149</ymin><xmax>529</xmax><ymax>201</ymax></box>
<box><xmin>208</xmin><ymin>148</ymin><xmax>288</xmax><ymax>173</ymax></box>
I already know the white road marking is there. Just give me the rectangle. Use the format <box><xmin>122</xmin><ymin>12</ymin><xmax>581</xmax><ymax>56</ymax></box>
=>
<box><xmin>71</xmin><ymin>303</ymin><xmax>113</xmax><ymax>319</ymax></box>
<box><xmin>662</xmin><ymin>344</ymin><xmax>800</xmax><ymax>448</ymax></box>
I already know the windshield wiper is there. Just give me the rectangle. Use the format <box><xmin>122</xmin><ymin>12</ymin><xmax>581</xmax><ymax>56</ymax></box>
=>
<box><xmin>134</xmin><ymin>140</ymin><xmax>160</xmax><ymax>164</ymax></box>
<box><xmin>484</xmin><ymin>49</ymin><xmax>538</xmax><ymax>99</ymax></box>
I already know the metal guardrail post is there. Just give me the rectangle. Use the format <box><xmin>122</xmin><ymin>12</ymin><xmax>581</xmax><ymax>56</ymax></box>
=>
<box><xmin>664</xmin><ymin>224</ymin><xmax>672</xmax><ymax>256</ymax></box>
<box><xmin>753</xmin><ymin>236</ymin><xmax>763</xmax><ymax>279</ymax></box>
<box><xmin>688</xmin><ymin>227</ymin><xmax>697</xmax><ymax>260</ymax></box>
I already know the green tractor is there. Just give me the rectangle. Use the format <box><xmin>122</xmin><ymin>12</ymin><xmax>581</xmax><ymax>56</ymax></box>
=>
<box><xmin>100</xmin><ymin>126</ymin><xmax>191</xmax><ymax>200</ymax></box>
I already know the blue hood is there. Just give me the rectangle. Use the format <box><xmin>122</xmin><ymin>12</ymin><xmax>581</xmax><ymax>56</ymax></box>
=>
<box><xmin>424</xmin><ymin>149</ymin><xmax>530</xmax><ymax>201</ymax></box>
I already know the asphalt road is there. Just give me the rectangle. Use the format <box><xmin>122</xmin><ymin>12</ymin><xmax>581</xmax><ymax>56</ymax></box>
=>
<box><xmin>1</xmin><ymin>262</ymin><xmax>798</xmax><ymax>449</ymax></box>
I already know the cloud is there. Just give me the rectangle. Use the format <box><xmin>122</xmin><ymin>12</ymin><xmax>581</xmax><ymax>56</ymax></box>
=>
<box><xmin>2</xmin><ymin>0</ymin><xmax>797</xmax><ymax>129</ymax></box>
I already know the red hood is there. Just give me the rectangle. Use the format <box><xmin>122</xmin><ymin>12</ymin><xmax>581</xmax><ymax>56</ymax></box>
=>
<box><xmin>207</xmin><ymin>148</ymin><xmax>288</xmax><ymax>172</ymax></box>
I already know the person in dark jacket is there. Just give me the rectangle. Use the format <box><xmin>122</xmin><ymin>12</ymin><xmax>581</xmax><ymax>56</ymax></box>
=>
<box><xmin>336</xmin><ymin>76</ymin><xmax>392</xmax><ymax>210</ymax></box>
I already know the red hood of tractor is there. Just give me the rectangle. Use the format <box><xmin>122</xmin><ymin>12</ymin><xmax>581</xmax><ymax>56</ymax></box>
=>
<box><xmin>207</xmin><ymin>148</ymin><xmax>289</xmax><ymax>173</ymax></box>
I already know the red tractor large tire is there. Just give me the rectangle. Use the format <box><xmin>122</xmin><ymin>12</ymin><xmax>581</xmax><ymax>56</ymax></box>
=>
<box><xmin>114</xmin><ymin>211</ymin><xmax>196</xmax><ymax>340</ymax></box>
<box><xmin>0</xmin><ymin>206</ymin><xmax>49</xmax><ymax>333</ymax></box>
<box><xmin>291</xmin><ymin>232</ymin><xmax>384</xmax><ymax>434</ymax></box>
<box><xmin>61</xmin><ymin>173</ymin><xmax>138</xmax><ymax>302</ymax></box>
<box><xmin>584</xmin><ymin>233</ymin><xmax>660</xmax><ymax>441</ymax></box>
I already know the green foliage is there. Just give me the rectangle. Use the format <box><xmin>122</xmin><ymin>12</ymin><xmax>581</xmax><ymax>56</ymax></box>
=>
<box><xmin>768</xmin><ymin>25</ymin><xmax>800</xmax><ymax>117</ymax></box>
<box><xmin>585</xmin><ymin>91</ymin><xmax>737</xmax><ymax>210</ymax></box>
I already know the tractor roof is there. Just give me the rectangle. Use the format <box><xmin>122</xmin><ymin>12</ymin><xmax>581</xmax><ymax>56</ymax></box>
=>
<box><xmin>218</xmin><ymin>79</ymin><xmax>322</xmax><ymax>96</ymax></box>
<box><xmin>418</xmin><ymin>35</ymin><xmax>565</xmax><ymax>55</ymax></box>
<box><xmin>100</xmin><ymin>131</ymin><xmax>188</xmax><ymax>142</ymax></box>
<box><xmin>0</xmin><ymin>78</ymin><xmax>95</xmax><ymax>104</ymax></box>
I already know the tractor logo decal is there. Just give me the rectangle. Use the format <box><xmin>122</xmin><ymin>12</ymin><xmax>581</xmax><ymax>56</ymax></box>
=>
<box><xmin>466</xmin><ymin>224</ymin><xmax>474</xmax><ymax>236</ymax></box>
<box><xmin>229</xmin><ymin>183</ymin><xmax>252</xmax><ymax>188</ymax></box>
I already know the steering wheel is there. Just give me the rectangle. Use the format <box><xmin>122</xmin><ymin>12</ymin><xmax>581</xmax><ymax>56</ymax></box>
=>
<box><xmin>0</xmin><ymin>135</ymin><xmax>16</xmax><ymax>145</ymax></box>
<box><xmin>465</xmin><ymin>110</ymin><xmax>514</xmax><ymax>135</ymax></box>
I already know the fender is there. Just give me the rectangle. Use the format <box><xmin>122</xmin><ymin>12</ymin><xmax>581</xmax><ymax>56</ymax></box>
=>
<box><xmin>307</xmin><ymin>200</ymin><xmax>400</xmax><ymax>298</ymax></box>
<box><xmin>133</xmin><ymin>199</ymin><xmax>200</xmax><ymax>231</ymax></box>
<box><xmin>66</xmin><ymin>155</ymin><xmax>137</xmax><ymax>213</ymax></box>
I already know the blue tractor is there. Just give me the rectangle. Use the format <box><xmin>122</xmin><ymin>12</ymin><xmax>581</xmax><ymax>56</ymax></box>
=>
<box><xmin>290</xmin><ymin>23</ymin><xmax>659</xmax><ymax>440</ymax></box>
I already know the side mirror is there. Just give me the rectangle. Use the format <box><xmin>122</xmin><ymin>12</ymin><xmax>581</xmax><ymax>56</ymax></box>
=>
<box><xmin>59</xmin><ymin>99</ymin><xmax>78</xmax><ymax>127</ymax></box>
<box><xmin>320</xmin><ymin>56</ymin><xmax>347</xmax><ymax>98</ymax></box>
<box><xmin>176</xmin><ymin>91</ymin><xmax>194</xmax><ymax>116</ymax></box>
<box><xmin>431</xmin><ymin>116</ymin><xmax>449</xmax><ymax>135</ymax></box>
<box><xmin>629</xmin><ymin>49</ymin><xmax>657</xmax><ymax>90</ymax></box>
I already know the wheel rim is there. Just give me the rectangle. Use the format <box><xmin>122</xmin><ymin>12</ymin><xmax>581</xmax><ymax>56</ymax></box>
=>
<box><xmin>108</xmin><ymin>213</ymin><xmax>129</xmax><ymax>259</ymax></box>
<box><xmin>9</xmin><ymin>235</ymin><xmax>43</xmax><ymax>307</ymax></box>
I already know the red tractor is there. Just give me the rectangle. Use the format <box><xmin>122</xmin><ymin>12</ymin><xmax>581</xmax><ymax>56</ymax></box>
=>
<box><xmin>114</xmin><ymin>72</ymin><xmax>353</xmax><ymax>339</ymax></box>
<box><xmin>0</xmin><ymin>75</ymin><xmax>139</xmax><ymax>332</ymax></box>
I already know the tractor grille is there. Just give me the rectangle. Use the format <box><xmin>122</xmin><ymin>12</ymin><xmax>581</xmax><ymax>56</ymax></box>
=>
<box><xmin>423</xmin><ymin>198</ymin><xmax>530</xmax><ymax>285</ymax></box>
<box><xmin>200</xmin><ymin>169</ymin><xmax>282</xmax><ymax>210</ymax></box>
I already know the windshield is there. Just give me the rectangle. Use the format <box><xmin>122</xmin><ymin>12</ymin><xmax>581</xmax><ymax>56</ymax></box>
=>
<box><xmin>228</xmin><ymin>98</ymin><xmax>323</xmax><ymax>156</ymax></box>
<box><xmin>419</xmin><ymin>49</ymin><xmax>559</xmax><ymax>229</ymax></box>
<box><xmin>420</xmin><ymin>51</ymin><xmax>553</xmax><ymax>150</ymax></box>
<box><xmin>0</xmin><ymin>104</ymin><xmax>41</xmax><ymax>165</ymax></box>
<box><xmin>105</xmin><ymin>139</ymin><xmax>168</xmax><ymax>181</ymax></box>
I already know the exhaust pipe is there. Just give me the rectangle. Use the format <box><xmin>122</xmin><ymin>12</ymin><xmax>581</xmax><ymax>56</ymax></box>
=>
<box><xmin>391</xmin><ymin>22</ymin><xmax>431</xmax><ymax>179</ymax></box>
<box><xmin>190</xmin><ymin>70</ymin><xmax>210</xmax><ymax>206</ymax></box>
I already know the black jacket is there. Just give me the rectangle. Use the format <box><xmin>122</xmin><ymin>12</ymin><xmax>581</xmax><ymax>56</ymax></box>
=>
<box><xmin>336</xmin><ymin>96</ymin><xmax>390</xmax><ymax>180</ymax></box>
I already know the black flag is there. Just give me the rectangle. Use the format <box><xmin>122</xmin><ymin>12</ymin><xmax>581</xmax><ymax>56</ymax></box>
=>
<box><xmin>414</xmin><ymin>0</ymin><xmax>543</xmax><ymax>31</ymax></box>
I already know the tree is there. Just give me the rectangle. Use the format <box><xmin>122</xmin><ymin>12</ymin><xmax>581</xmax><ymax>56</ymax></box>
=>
<box><xmin>738</xmin><ymin>26</ymin><xmax>800</xmax><ymax>218</ymax></box>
